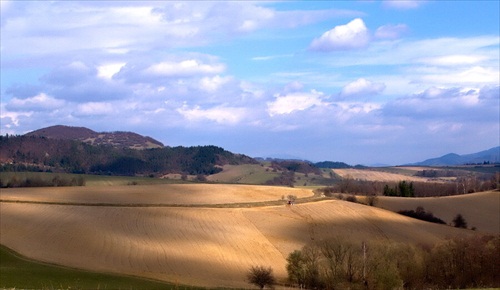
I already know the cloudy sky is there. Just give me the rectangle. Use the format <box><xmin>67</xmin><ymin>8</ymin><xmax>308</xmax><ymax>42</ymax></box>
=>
<box><xmin>1</xmin><ymin>1</ymin><xmax>499</xmax><ymax>165</ymax></box>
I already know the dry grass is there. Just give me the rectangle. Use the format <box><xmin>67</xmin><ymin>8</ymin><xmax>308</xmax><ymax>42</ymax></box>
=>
<box><xmin>0</xmin><ymin>184</ymin><xmax>491</xmax><ymax>288</ymax></box>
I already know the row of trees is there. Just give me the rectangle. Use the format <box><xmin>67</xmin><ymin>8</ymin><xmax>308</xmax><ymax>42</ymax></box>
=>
<box><xmin>281</xmin><ymin>235</ymin><xmax>499</xmax><ymax>289</ymax></box>
<box><xmin>320</xmin><ymin>173</ymin><xmax>498</xmax><ymax>197</ymax></box>
<box><xmin>0</xmin><ymin>175</ymin><xmax>85</xmax><ymax>188</ymax></box>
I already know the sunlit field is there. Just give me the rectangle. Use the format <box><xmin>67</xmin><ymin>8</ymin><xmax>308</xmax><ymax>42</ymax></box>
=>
<box><xmin>1</xmin><ymin>182</ymin><xmax>488</xmax><ymax>288</ymax></box>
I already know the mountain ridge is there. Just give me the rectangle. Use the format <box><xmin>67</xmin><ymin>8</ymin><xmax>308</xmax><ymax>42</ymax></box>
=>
<box><xmin>409</xmin><ymin>146</ymin><xmax>500</xmax><ymax>166</ymax></box>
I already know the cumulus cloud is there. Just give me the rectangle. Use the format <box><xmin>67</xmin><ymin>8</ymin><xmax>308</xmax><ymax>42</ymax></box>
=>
<box><xmin>1</xmin><ymin>1</ymin><xmax>358</xmax><ymax>57</ymax></box>
<box><xmin>97</xmin><ymin>63</ymin><xmax>126</xmax><ymax>79</ymax></box>
<box><xmin>383</xmin><ymin>85</ymin><xmax>497</xmax><ymax>121</ymax></box>
<box><xmin>374</xmin><ymin>24</ymin><xmax>408</xmax><ymax>40</ymax></box>
<box><xmin>76</xmin><ymin>102</ymin><xmax>115</xmax><ymax>116</ymax></box>
<box><xmin>145</xmin><ymin>59</ymin><xmax>225</xmax><ymax>77</ymax></box>
<box><xmin>309</xmin><ymin>18</ymin><xmax>370</xmax><ymax>51</ymax></box>
<box><xmin>199</xmin><ymin>75</ymin><xmax>233</xmax><ymax>92</ymax></box>
<box><xmin>6</xmin><ymin>93</ymin><xmax>65</xmax><ymax>111</ymax></box>
<box><xmin>340</xmin><ymin>78</ymin><xmax>386</xmax><ymax>98</ymax></box>
<box><xmin>267</xmin><ymin>90</ymin><xmax>327</xmax><ymax>116</ymax></box>
<box><xmin>177</xmin><ymin>104</ymin><xmax>247</xmax><ymax>125</ymax></box>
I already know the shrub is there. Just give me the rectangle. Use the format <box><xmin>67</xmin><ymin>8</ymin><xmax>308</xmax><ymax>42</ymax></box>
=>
<box><xmin>247</xmin><ymin>265</ymin><xmax>276</xmax><ymax>289</ymax></box>
<box><xmin>398</xmin><ymin>206</ymin><xmax>446</xmax><ymax>224</ymax></box>
<box><xmin>345</xmin><ymin>195</ymin><xmax>357</xmax><ymax>203</ymax></box>
<box><xmin>452</xmin><ymin>213</ymin><xmax>468</xmax><ymax>229</ymax></box>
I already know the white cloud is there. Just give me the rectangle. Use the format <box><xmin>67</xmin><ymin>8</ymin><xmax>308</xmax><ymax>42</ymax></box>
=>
<box><xmin>7</xmin><ymin>93</ymin><xmax>65</xmax><ymax>111</ymax></box>
<box><xmin>333</xmin><ymin>102</ymin><xmax>381</xmax><ymax>122</ymax></box>
<box><xmin>383</xmin><ymin>1</ymin><xmax>425</xmax><ymax>9</ymax></box>
<box><xmin>383</xmin><ymin>86</ymin><xmax>496</xmax><ymax>120</ymax></box>
<box><xmin>310</xmin><ymin>18</ymin><xmax>370</xmax><ymax>51</ymax></box>
<box><xmin>340</xmin><ymin>78</ymin><xmax>386</xmax><ymax>98</ymax></box>
<box><xmin>417</xmin><ymin>66</ymin><xmax>499</xmax><ymax>86</ymax></box>
<box><xmin>177</xmin><ymin>105</ymin><xmax>247</xmax><ymax>125</ymax></box>
<box><xmin>417</xmin><ymin>55</ymin><xmax>487</xmax><ymax>66</ymax></box>
<box><xmin>199</xmin><ymin>75</ymin><xmax>232</xmax><ymax>92</ymax></box>
<box><xmin>76</xmin><ymin>102</ymin><xmax>114</xmax><ymax>116</ymax></box>
<box><xmin>0</xmin><ymin>104</ymin><xmax>33</xmax><ymax>128</ymax></box>
<box><xmin>145</xmin><ymin>59</ymin><xmax>225</xmax><ymax>77</ymax></box>
<box><xmin>267</xmin><ymin>90</ymin><xmax>327</xmax><ymax>116</ymax></box>
<box><xmin>374</xmin><ymin>24</ymin><xmax>408</xmax><ymax>40</ymax></box>
<box><xmin>97</xmin><ymin>63</ymin><xmax>126</xmax><ymax>79</ymax></box>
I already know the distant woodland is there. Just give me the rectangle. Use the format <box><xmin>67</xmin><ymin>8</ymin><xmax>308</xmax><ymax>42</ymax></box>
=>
<box><xmin>0</xmin><ymin>135</ymin><xmax>256</xmax><ymax>176</ymax></box>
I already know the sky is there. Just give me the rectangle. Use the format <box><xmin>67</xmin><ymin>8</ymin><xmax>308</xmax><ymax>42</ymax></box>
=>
<box><xmin>1</xmin><ymin>0</ymin><xmax>499</xmax><ymax>165</ymax></box>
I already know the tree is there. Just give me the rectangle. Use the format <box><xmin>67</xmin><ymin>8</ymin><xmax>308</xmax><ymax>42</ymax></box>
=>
<box><xmin>286</xmin><ymin>250</ymin><xmax>306</xmax><ymax>287</ymax></box>
<box><xmin>247</xmin><ymin>265</ymin><xmax>276</xmax><ymax>289</ymax></box>
<box><xmin>452</xmin><ymin>214</ymin><xmax>468</xmax><ymax>229</ymax></box>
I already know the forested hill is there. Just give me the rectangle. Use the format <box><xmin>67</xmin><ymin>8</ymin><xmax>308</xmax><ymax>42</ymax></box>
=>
<box><xmin>25</xmin><ymin>125</ymin><xmax>164</xmax><ymax>149</ymax></box>
<box><xmin>0</xmin><ymin>135</ymin><xmax>257</xmax><ymax>176</ymax></box>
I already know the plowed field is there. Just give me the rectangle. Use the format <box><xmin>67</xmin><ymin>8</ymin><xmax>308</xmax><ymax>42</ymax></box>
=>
<box><xmin>333</xmin><ymin>168</ymin><xmax>432</xmax><ymax>182</ymax></box>
<box><xmin>0</xmin><ymin>184</ymin><xmax>486</xmax><ymax>288</ymax></box>
<box><xmin>377</xmin><ymin>190</ymin><xmax>500</xmax><ymax>234</ymax></box>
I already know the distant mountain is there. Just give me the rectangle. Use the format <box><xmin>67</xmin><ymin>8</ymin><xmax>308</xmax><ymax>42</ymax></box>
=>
<box><xmin>26</xmin><ymin>125</ymin><xmax>164</xmax><ymax>149</ymax></box>
<box><xmin>410</xmin><ymin>146</ymin><xmax>500</xmax><ymax>166</ymax></box>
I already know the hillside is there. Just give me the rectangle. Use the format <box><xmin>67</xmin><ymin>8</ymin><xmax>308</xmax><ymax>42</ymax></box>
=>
<box><xmin>376</xmin><ymin>190</ymin><xmax>500</xmax><ymax>234</ymax></box>
<box><xmin>0</xmin><ymin>184</ymin><xmax>486</xmax><ymax>288</ymax></box>
<box><xmin>411</xmin><ymin>146</ymin><xmax>500</xmax><ymax>166</ymax></box>
<box><xmin>0</xmin><ymin>135</ymin><xmax>256</xmax><ymax>176</ymax></box>
<box><xmin>25</xmin><ymin>125</ymin><xmax>164</xmax><ymax>149</ymax></box>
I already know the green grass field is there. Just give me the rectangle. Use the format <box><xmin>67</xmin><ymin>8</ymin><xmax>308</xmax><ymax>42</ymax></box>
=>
<box><xmin>0</xmin><ymin>245</ymin><xmax>202</xmax><ymax>290</ymax></box>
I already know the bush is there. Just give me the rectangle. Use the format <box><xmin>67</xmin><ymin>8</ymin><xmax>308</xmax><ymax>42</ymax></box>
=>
<box><xmin>345</xmin><ymin>195</ymin><xmax>357</xmax><ymax>203</ymax></box>
<box><xmin>452</xmin><ymin>213</ymin><xmax>468</xmax><ymax>229</ymax></box>
<box><xmin>398</xmin><ymin>206</ymin><xmax>446</xmax><ymax>224</ymax></box>
<box><xmin>247</xmin><ymin>265</ymin><xmax>276</xmax><ymax>289</ymax></box>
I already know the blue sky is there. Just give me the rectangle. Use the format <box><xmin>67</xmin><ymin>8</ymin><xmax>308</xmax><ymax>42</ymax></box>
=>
<box><xmin>1</xmin><ymin>1</ymin><xmax>499</xmax><ymax>165</ymax></box>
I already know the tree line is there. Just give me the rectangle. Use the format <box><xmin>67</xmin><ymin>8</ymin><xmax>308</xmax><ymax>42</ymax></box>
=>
<box><xmin>281</xmin><ymin>235</ymin><xmax>499</xmax><ymax>289</ymax></box>
<box><xmin>319</xmin><ymin>174</ymin><xmax>498</xmax><ymax>197</ymax></box>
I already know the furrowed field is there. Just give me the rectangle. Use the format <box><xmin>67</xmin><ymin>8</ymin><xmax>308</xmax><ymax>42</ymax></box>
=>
<box><xmin>2</xmin><ymin>178</ymin><xmax>498</xmax><ymax>288</ymax></box>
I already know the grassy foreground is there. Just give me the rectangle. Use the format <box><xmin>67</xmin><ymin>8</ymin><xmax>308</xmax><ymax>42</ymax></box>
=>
<box><xmin>0</xmin><ymin>245</ymin><xmax>201</xmax><ymax>290</ymax></box>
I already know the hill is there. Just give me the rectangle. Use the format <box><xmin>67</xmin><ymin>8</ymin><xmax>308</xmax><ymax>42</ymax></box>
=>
<box><xmin>25</xmin><ymin>125</ymin><xmax>164</xmax><ymax>149</ymax></box>
<box><xmin>376</xmin><ymin>190</ymin><xmax>500</xmax><ymax>234</ymax></box>
<box><xmin>0</xmin><ymin>184</ymin><xmax>488</xmax><ymax>288</ymax></box>
<box><xmin>0</xmin><ymin>135</ymin><xmax>256</xmax><ymax>176</ymax></box>
<box><xmin>411</xmin><ymin>146</ymin><xmax>500</xmax><ymax>166</ymax></box>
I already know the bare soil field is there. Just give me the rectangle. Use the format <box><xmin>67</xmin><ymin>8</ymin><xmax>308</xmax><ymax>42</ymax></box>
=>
<box><xmin>376</xmin><ymin>190</ymin><xmax>500</xmax><ymax>234</ymax></box>
<box><xmin>0</xmin><ymin>184</ymin><xmax>311</xmax><ymax>205</ymax></box>
<box><xmin>0</xmin><ymin>184</ymin><xmax>489</xmax><ymax>288</ymax></box>
<box><xmin>333</xmin><ymin>168</ymin><xmax>435</xmax><ymax>182</ymax></box>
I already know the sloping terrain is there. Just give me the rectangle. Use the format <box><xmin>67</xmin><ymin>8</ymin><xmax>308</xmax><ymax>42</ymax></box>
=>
<box><xmin>411</xmin><ymin>146</ymin><xmax>500</xmax><ymax>166</ymax></box>
<box><xmin>333</xmin><ymin>168</ymin><xmax>431</xmax><ymax>182</ymax></box>
<box><xmin>25</xmin><ymin>125</ymin><xmax>164</xmax><ymax>149</ymax></box>
<box><xmin>0</xmin><ymin>185</ymin><xmax>488</xmax><ymax>288</ymax></box>
<box><xmin>376</xmin><ymin>190</ymin><xmax>500</xmax><ymax>234</ymax></box>
<box><xmin>0</xmin><ymin>184</ymin><xmax>312</xmax><ymax>205</ymax></box>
